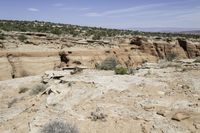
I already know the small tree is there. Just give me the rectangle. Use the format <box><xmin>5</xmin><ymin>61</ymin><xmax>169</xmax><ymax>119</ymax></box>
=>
<box><xmin>92</xmin><ymin>34</ymin><xmax>101</xmax><ymax>40</ymax></box>
<box><xmin>51</xmin><ymin>28</ymin><xmax>62</xmax><ymax>35</ymax></box>
<box><xmin>0</xmin><ymin>34</ymin><xmax>5</xmax><ymax>40</ymax></box>
<box><xmin>18</xmin><ymin>34</ymin><xmax>27</xmax><ymax>42</ymax></box>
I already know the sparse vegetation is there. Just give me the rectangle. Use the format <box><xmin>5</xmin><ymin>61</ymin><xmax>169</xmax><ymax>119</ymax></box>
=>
<box><xmin>18</xmin><ymin>34</ymin><xmax>27</xmax><ymax>42</ymax></box>
<box><xmin>72</xmin><ymin>61</ymin><xmax>82</xmax><ymax>65</ymax></box>
<box><xmin>0</xmin><ymin>33</ymin><xmax>5</xmax><ymax>40</ymax></box>
<box><xmin>96</xmin><ymin>57</ymin><xmax>118</xmax><ymax>70</ymax></box>
<box><xmin>70</xmin><ymin>67</ymin><xmax>83</xmax><ymax>75</ymax></box>
<box><xmin>92</xmin><ymin>34</ymin><xmax>101</xmax><ymax>40</ymax></box>
<box><xmin>59</xmin><ymin>51</ymin><xmax>69</xmax><ymax>64</ymax></box>
<box><xmin>21</xmin><ymin>70</ymin><xmax>29</xmax><ymax>77</ymax></box>
<box><xmin>29</xmin><ymin>83</ymin><xmax>47</xmax><ymax>95</ymax></box>
<box><xmin>0</xmin><ymin>20</ymin><xmax>199</xmax><ymax>39</ymax></box>
<box><xmin>166</xmin><ymin>53</ymin><xmax>177</xmax><ymax>61</ymax></box>
<box><xmin>41</xmin><ymin>120</ymin><xmax>79</xmax><ymax>133</ymax></box>
<box><xmin>18</xmin><ymin>87</ymin><xmax>29</xmax><ymax>94</ymax></box>
<box><xmin>115</xmin><ymin>67</ymin><xmax>128</xmax><ymax>75</ymax></box>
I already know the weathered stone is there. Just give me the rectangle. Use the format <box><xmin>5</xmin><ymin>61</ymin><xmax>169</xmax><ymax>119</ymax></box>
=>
<box><xmin>156</xmin><ymin>110</ymin><xmax>168</xmax><ymax>117</ymax></box>
<box><xmin>143</xmin><ymin>105</ymin><xmax>155</xmax><ymax>111</ymax></box>
<box><xmin>171</xmin><ymin>112</ymin><xmax>190</xmax><ymax>121</ymax></box>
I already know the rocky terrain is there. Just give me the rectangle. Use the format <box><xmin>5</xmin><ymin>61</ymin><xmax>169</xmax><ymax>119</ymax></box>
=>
<box><xmin>0</xmin><ymin>20</ymin><xmax>200</xmax><ymax>133</ymax></box>
<box><xmin>0</xmin><ymin>29</ymin><xmax>200</xmax><ymax>80</ymax></box>
<box><xmin>0</xmin><ymin>60</ymin><xmax>200</xmax><ymax>133</ymax></box>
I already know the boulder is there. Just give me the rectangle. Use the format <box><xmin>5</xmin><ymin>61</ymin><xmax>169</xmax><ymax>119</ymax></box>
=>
<box><xmin>171</xmin><ymin>112</ymin><xmax>190</xmax><ymax>121</ymax></box>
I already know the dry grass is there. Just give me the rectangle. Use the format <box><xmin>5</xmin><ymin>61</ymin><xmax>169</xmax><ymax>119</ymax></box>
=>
<box><xmin>41</xmin><ymin>120</ymin><xmax>79</xmax><ymax>133</ymax></box>
<box><xmin>29</xmin><ymin>83</ymin><xmax>47</xmax><ymax>95</ymax></box>
<box><xmin>18</xmin><ymin>87</ymin><xmax>29</xmax><ymax>94</ymax></box>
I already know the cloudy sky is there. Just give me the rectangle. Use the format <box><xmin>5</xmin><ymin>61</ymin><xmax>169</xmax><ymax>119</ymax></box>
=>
<box><xmin>0</xmin><ymin>0</ymin><xmax>200</xmax><ymax>28</ymax></box>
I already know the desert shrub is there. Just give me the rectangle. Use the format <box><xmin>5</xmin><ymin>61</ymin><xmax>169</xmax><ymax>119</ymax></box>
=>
<box><xmin>59</xmin><ymin>51</ymin><xmax>70</xmax><ymax>64</ymax></box>
<box><xmin>166</xmin><ymin>53</ymin><xmax>177</xmax><ymax>61</ymax></box>
<box><xmin>0</xmin><ymin>33</ymin><xmax>5</xmax><ymax>40</ymax></box>
<box><xmin>72</xmin><ymin>61</ymin><xmax>81</xmax><ymax>65</ymax></box>
<box><xmin>0</xmin><ymin>33</ymin><xmax>6</xmax><ymax>40</ymax></box>
<box><xmin>51</xmin><ymin>28</ymin><xmax>62</xmax><ymax>35</ymax></box>
<box><xmin>115</xmin><ymin>67</ymin><xmax>128</xmax><ymax>75</ymax></box>
<box><xmin>92</xmin><ymin>34</ymin><xmax>101</xmax><ymax>40</ymax></box>
<box><xmin>96</xmin><ymin>57</ymin><xmax>118</xmax><ymax>70</ymax></box>
<box><xmin>70</xmin><ymin>67</ymin><xmax>83</xmax><ymax>75</ymax></box>
<box><xmin>21</xmin><ymin>70</ymin><xmax>29</xmax><ymax>77</ymax></box>
<box><xmin>127</xmin><ymin>68</ymin><xmax>136</xmax><ymax>75</ymax></box>
<box><xmin>29</xmin><ymin>83</ymin><xmax>47</xmax><ymax>95</ymax></box>
<box><xmin>159</xmin><ymin>62</ymin><xmax>181</xmax><ymax>68</ymax></box>
<box><xmin>105</xmin><ymin>50</ymin><xmax>110</xmax><ymax>54</ymax></box>
<box><xmin>194</xmin><ymin>57</ymin><xmax>200</xmax><ymax>63</ymax></box>
<box><xmin>41</xmin><ymin>120</ymin><xmax>79</xmax><ymax>133</ymax></box>
<box><xmin>18</xmin><ymin>34</ymin><xmax>27</xmax><ymax>42</ymax></box>
<box><xmin>18</xmin><ymin>87</ymin><xmax>29</xmax><ymax>94</ymax></box>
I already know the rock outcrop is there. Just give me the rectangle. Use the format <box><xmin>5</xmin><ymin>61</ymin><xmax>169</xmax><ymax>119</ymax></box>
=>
<box><xmin>0</xmin><ymin>31</ymin><xmax>199</xmax><ymax>80</ymax></box>
<box><xmin>130</xmin><ymin>37</ymin><xmax>200</xmax><ymax>59</ymax></box>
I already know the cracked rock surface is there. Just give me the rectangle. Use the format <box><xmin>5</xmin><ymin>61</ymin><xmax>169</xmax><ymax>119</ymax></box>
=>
<box><xmin>0</xmin><ymin>61</ymin><xmax>200</xmax><ymax>133</ymax></box>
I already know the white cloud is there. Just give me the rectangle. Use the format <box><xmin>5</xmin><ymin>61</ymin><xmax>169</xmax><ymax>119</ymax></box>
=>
<box><xmin>85</xmin><ymin>3</ymin><xmax>164</xmax><ymax>17</ymax></box>
<box><xmin>61</xmin><ymin>7</ymin><xmax>89</xmax><ymax>11</ymax></box>
<box><xmin>85</xmin><ymin>1</ymin><xmax>200</xmax><ymax>25</ymax></box>
<box><xmin>28</xmin><ymin>8</ymin><xmax>39</xmax><ymax>12</ymax></box>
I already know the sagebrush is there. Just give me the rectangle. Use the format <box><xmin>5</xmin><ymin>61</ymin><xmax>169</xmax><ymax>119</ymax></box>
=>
<box><xmin>96</xmin><ymin>57</ymin><xmax>118</xmax><ymax>70</ymax></box>
<box><xmin>115</xmin><ymin>67</ymin><xmax>128</xmax><ymax>75</ymax></box>
<box><xmin>29</xmin><ymin>83</ymin><xmax>47</xmax><ymax>95</ymax></box>
<box><xmin>41</xmin><ymin>121</ymin><xmax>79</xmax><ymax>133</ymax></box>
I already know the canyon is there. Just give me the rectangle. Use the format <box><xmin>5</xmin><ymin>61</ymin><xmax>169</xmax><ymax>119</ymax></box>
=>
<box><xmin>0</xmin><ymin>31</ymin><xmax>199</xmax><ymax>80</ymax></box>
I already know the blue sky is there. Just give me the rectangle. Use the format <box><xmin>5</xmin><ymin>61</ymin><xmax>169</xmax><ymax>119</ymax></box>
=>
<box><xmin>0</xmin><ymin>0</ymin><xmax>200</xmax><ymax>28</ymax></box>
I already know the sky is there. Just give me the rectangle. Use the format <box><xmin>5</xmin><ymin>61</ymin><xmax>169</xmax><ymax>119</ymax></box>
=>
<box><xmin>0</xmin><ymin>0</ymin><xmax>200</xmax><ymax>29</ymax></box>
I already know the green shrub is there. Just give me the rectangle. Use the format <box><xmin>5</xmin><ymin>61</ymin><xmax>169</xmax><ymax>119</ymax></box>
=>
<box><xmin>41</xmin><ymin>120</ymin><xmax>79</xmax><ymax>133</ymax></box>
<box><xmin>92</xmin><ymin>34</ymin><xmax>101</xmax><ymax>40</ymax></box>
<box><xmin>18</xmin><ymin>34</ymin><xmax>27</xmax><ymax>42</ymax></box>
<box><xmin>115</xmin><ymin>67</ymin><xmax>128</xmax><ymax>75</ymax></box>
<box><xmin>0</xmin><ymin>34</ymin><xmax>5</xmax><ymax>40</ymax></box>
<box><xmin>166</xmin><ymin>53</ymin><xmax>177</xmax><ymax>61</ymax></box>
<box><xmin>51</xmin><ymin>28</ymin><xmax>62</xmax><ymax>35</ymax></box>
<box><xmin>29</xmin><ymin>83</ymin><xmax>47</xmax><ymax>95</ymax></box>
<box><xmin>96</xmin><ymin>57</ymin><xmax>118</xmax><ymax>70</ymax></box>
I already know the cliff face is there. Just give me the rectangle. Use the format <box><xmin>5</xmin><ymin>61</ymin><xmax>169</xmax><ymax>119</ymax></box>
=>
<box><xmin>0</xmin><ymin>31</ymin><xmax>199</xmax><ymax>80</ymax></box>
<box><xmin>130</xmin><ymin>37</ymin><xmax>200</xmax><ymax>60</ymax></box>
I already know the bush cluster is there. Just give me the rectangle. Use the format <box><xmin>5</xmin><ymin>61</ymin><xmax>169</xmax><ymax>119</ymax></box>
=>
<box><xmin>1</xmin><ymin>20</ymin><xmax>198</xmax><ymax>39</ymax></box>
<box><xmin>41</xmin><ymin>121</ymin><xmax>79</xmax><ymax>133</ymax></box>
<box><xmin>96</xmin><ymin>57</ymin><xmax>118</xmax><ymax>70</ymax></box>
<box><xmin>114</xmin><ymin>67</ymin><xmax>128</xmax><ymax>75</ymax></box>
<box><xmin>0</xmin><ymin>33</ymin><xmax>5</xmax><ymax>40</ymax></box>
<box><xmin>18</xmin><ymin>34</ymin><xmax>27</xmax><ymax>42</ymax></box>
<box><xmin>29</xmin><ymin>83</ymin><xmax>47</xmax><ymax>95</ymax></box>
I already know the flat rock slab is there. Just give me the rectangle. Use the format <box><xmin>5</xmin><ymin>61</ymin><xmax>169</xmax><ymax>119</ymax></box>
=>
<box><xmin>172</xmin><ymin>112</ymin><xmax>190</xmax><ymax>121</ymax></box>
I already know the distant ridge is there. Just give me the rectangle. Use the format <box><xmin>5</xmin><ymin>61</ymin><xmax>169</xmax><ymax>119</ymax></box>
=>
<box><xmin>180</xmin><ymin>30</ymin><xmax>200</xmax><ymax>35</ymax></box>
<box><xmin>130</xmin><ymin>27</ymin><xmax>200</xmax><ymax>34</ymax></box>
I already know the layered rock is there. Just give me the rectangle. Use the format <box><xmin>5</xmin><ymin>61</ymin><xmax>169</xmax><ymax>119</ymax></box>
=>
<box><xmin>130</xmin><ymin>37</ymin><xmax>200</xmax><ymax>59</ymax></box>
<box><xmin>0</xmin><ymin>31</ymin><xmax>199</xmax><ymax>80</ymax></box>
